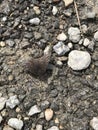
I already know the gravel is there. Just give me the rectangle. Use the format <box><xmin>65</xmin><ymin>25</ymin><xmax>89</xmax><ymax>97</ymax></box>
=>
<box><xmin>28</xmin><ymin>105</ymin><xmax>41</xmax><ymax>116</ymax></box>
<box><xmin>68</xmin><ymin>50</ymin><xmax>91</xmax><ymax>70</ymax></box>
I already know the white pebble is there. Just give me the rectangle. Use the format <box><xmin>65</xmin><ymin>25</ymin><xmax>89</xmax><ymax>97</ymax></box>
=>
<box><xmin>68</xmin><ymin>27</ymin><xmax>81</xmax><ymax>43</ymax></box>
<box><xmin>90</xmin><ymin>117</ymin><xmax>98</xmax><ymax>130</ymax></box>
<box><xmin>83</xmin><ymin>38</ymin><xmax>90</xmax><ymax>47</ymax></box>
<box><xmin>6</xmin><ymin>95</ymin><xmax>19</xmax><ymax>109</ymax></box>
<box><xmin>52</xmin><ymin>6</ymin><xmax>58</xmax><ymax>15</ymax></box>
<box><xmin>0</xmin><ymin>97</ymin><xmax>6</xmax><ymax>110</ymax></box>
<box><xmin>45</xmin><ymin>108</ymin><xmax>53</xmax><ymax>121</ymax></box>
<box><xmin>47</xmin><ymin>126</ymin><xmax>59</xmax><ymax>130</ymax></box>
<box><xmin>63</xmin><ymin>0</ymin><xmax>73</xmax><ymax>7</ymax></box>
<box><xmin>68</xmin><ymin>42</ymin><xmax>73</xmax><ymax>49</ymax></box>
<box><xmin>68</xmin><ymin>50</ymin><xmax>91</xmax><ymax>70</ymax></box>
<box><xmin>36</xmin><ymin>124</ymin><xmax>43</xmax><ymax>130</ymax></box>
<box><xmin>28</xmin><ymin>105</ymin><xmax>41</xmax><ymax>116</ymax></box>
<box><xmin>57</xmin><ymin>32</ymin><xmax>67</xmax><ymax>41</ymax></box>
<box><xmin>8</xmin><ymin>118</ymin><xmax>23</xmax><ymax>130</ymax></box>
<box><xmin>29</xmin><ymin>18</ymin><xmax>40</xmax><ymax>25</ymax></box>
<box><xmin>94</xmin><ymin>31</ymin><xmax>98</xmax><ymax>41</ymax></box>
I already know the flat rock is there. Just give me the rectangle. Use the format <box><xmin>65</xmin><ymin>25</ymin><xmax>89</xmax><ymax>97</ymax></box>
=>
<box><xmin>8</xmin><ymin>118</ymin><xmax>23</xmax><ymax>130</ymax></box>
<box><xmin>68</xmin><ymin>27</ymin><xmax>81</xmax><ymax>43</ymax></box>
<box><xmin>68</xmin><ymin>50</ymin><xmax>91</xmax><ymax>70</ymax></box>
<box><xmin>28</xmin><ymin>105</ymin><xmax>41</xmax><ymax>116</ymax></box>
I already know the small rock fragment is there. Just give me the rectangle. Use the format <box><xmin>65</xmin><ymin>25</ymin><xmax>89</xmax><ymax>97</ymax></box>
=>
<box><xmin>3</xmin><ymin>125</ymin><xmax>14</xmax><ymax>130</ymax></box>
<box><xmin>6</xmin><ymin>95</ymin><xmax>19</xmax><ymax>109</ymax></box>
<box><xmin>6</xmin><ymin>40</ymin><xmax>15</xmax><ymax>47</ymax></box>
<box><xmin>90</xmin><ymin>117</ymin><xmax>98</xmax><ymax>130</ymax></box>
<box><xmin>52</xmin><ymin>6</ymin><xmax>58</xmax><ymax>15</ymax></box>
<box><xmin>28</xmin><ymin>105</ymin><xmax>41</xmax><ymax>116</ymax></box>
<box><xmin>68</xmin><ymin>50</ymin><xmax>91</xmax><ymax>70</ymax></box>
<box><xmin>34</xmin><ymin>32</ymin><xmax>42</xmax><ymax>40</ymax></box>
<box><xmin>94</xmin><ymin>31</ymin><xmax>98</xmax><ymax>41</ymax></box>
<box><xmin>0</xmin><ymin>115</ymin><xmax>3</xmax><ymax>123</ymax></box>
<box><xmin>68</xmin><ymin>27</ymin><xmax>81</xmax><ymax>43</ymax></box>
<box><xmin>8</xmin><ymin>118</ymin><xmax>23</xmax><ymax>130</ymax></box>
<box><xmin>0</xmin><ymin>97</ymin><xmax>6</xmax><ymax>110</ymax></box>
<box><xmin>63</xmin><ymin>0</ymin><xmax>73</xmax><ymax>7</ymax></box>
<box><xmin>33</xmin><ymin>6</ymin><xmax>41</xmax><ymax>15</ymax></box>
<box><xmin>53</xmin><ymin>42</ymin><xmax>70</xmax><ymax>55</ymax></box>
<box><xmin>36</xmin><ymin>124</ymin><xmax>43</xmax><ymax>130</ymax></box>
<box><xmin>86</xmin><ymin>12</ymin><xmax>96</xmax><ymax>19</ymax></box>
<box><xmin>83</xmin><ymin>38</ymin><xmax>90</xmax><ymax>47</ymax></box>
<box><xmin>47</xmin><ymin>126</ymin><xmax>59</xmax><ymax>130</ymax></box>
<box><xmin>45</xmin><ymin>108</ymin><xmax>53</xmax><ymax>121</ymax></box>
<box><xmin>0</xmin><ymin>41</ymin><xmax>6</xmax><ymax>47</ymax></box>
<box><xmin>57</xmin><ymin>32</ymin><xmax>67</xmax><ymax>41</ymax></box>
<box><xmin>29</xmin><ymin>18</ymin><xmax>40</xmax><ymax>25</ymax></box>
<box><xmin>68</xmin><ymin>42</ymin><xmax>73</xmax><ymax>49</ymax></box>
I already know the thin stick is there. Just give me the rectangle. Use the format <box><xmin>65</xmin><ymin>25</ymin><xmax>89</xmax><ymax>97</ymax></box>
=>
<box><xmin>73</xmin><ymin>0</ymin><xmax>83</xmax><ymax>36</ymax></box>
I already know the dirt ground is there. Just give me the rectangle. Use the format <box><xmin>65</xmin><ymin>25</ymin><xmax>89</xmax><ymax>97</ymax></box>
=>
<box><xmin>0</xmin><ymin>0</ymin><xmax>98</xmax><ymax>130</ymax></box>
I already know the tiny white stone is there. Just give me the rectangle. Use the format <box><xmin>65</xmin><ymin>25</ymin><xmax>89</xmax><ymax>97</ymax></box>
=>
<box><xmin>8</xmin><ymin>118</ymin><xmax>23</xmax><ymax>130</ymax></box>
<box><xmin>68</xmin><ymin>42</ymin><xmax>73</xmax><ymax>49</ymax></box>
<box><xmin>0</xmin><ymin>97</ymin><xmax>6</xmax><ymax>110</ymax></box>
<box><xmin>52</xmin><ymin>6</ymin><xmax>58</xmax><ymax>15</ymax></box>
<box><xmin>29</xmin><ymin>18</ymin><xmax>40</xmax><ymax>25</ymax></box>
<box><xmin>45</xmin><ymin>108</ymin><xmax>53</xmax><ymax>121</ymax></box>
<box><xmin>68</xmin><ymin>27</ymin><xmax>81</xmax><ymax>43</ymax></box>
<box><xmin>6</xmin><ymin>95</ymin><xmax>19</xmax><ymax>109</ymax></box>
<box><xmin>90</xmin><ymin>117</ymin><xmax>98</xmax><ymax>130</ymax></box>
<box><xmin>47</xmin><ymin>126</ymin><xmax>59</xmax><ymax>130</ymax></box>
<box><xmin>83</xmin><ymin>38</ymin><xmax>90</xmax><ymax>47</ymax></box>
<box><xmin>94</xmin><ymin>31</ymin><xmax>98</xmax><ymax>41</ymax></box>
<box><xmin>0</xmin><ymin>115</ymin><xmax>3</xmax><ymax>123</ymax></box>
<box><xmin>57</xmin><ymin>32</ymin><xmax>67</xmax><ymax>41</ymax></box>
<box><xmin>68</xmin><ymin>50</ymin><xmax>91</xmax><ymax>70</ymax></box>
<box><xmin>63</xmin><ymin>0</ymin><xmax>73</xmax><ymax>7</ymax></box>
<box><xmin>28</xmin><ymin>105</ymin><xmax>41</xmax><ymax>116</ymax></box>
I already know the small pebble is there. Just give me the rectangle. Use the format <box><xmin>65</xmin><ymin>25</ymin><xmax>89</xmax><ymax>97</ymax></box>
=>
<box><xmin>63</xmin><ymin>0</ymin><xmax>73</xmax><ymax>7</ymax></box>
<box><xmin>6</xmin><ymin>40</ymin><xmax>15</xmax><ymax>47</ymax></box>
<box><xmin>8</xmin><ymin>118</ymin><xmax>23</xmax><ymax>130</ymax></box>
<box><xmin>0</xmin><ymin>41</ymin><xmax>6</xmax><ymax>47</ymax></box>
<box><xmin>68</xmin><ymin>27</ymin><xmax>81</xmax><ymax>43</ymax></box>
<box><xmin>57</xmin><ymin>32</ymin><xmax>67</xmax><ymax>41</ymax></box>
<box><xmin>53</xmin><ymin>42</ymin><xmax>70</xmax><ymax>55</ymax></box>
<box><xmin>0</xmin><ymin>97</ymin><xmax>6</xmax><ymax>110</ymax></box>
<box><xmin>8</xmin><ymin>75</ymin><xmax>14</xmax><ymax>81</ymax></box>
<box><xmin>28</xmin><ymin>105</ymin><xmax>41</xmax><ymax>116</ymax></box>
<box><xmin>68</xmin><ymin>42</ymin><xmax>73</xmax><ymax>49</ymax></box>
<box><xmin>68</xmin><ymin>50</ymin><xmax>91</xmax><ymax>70</ymax></box>
<box><xmin>45</xmin><ymin>108</ymin><xmax>53</xmax><ymax>121</ymax></box>
<box><xmin>94</xmin><ymin>31</ymin><xmax>98</xmax><ymax>41</ymax></box>
<box><xmin>36</xmin><ymin>124</ymin><xmax>43</xmax><ymax>130</ymax></box>
<box><xmin>33</xmin><ymin>6</ymin><xmax>40</xmax><ymax>15</ymax></box>
<box><xmin>90</xmin><ymin>117</ymin><xmax>98</xmax><ymax>130</ymax></box>
<box><xmin>0</xmin><ymin>115</ymin><xmax>3</xmax><ymax>123</ymax></box>
<box><xmin>3</xmin><ymin>125</ymin><xmax>14</xmax><ymax>130</ymax></box>
<box><xmin>2</xmin><ymin>16</ymin><xmax>7</xmax><ymax>22</ymax></box>
<box><xmin>6</xmin><ymin>95</ymin><xmax>19</xmax><ymax>109</ymax></box>
<box><xmin>83</xmin><ymin>38</ymin><xmax>90</xmax><ymax>47</ymax></box>
<box><xmin>52</xmin><ymin>6</ymin><xmax>58</xmax><ymax>15</ymax></box>
<box><xmin>81</xmin><ymin>24</ymin><xmax>88</xmax><ymax>34</ymax></box>
<box><xmin>29</xmin><ymin>18</ymin><xmax>40</xmax><ymax>25</ymax></box>
<box><xmin>86</xmin><ymin>12</ymin><xmax>96</xmax><ymax>19</ymax></box>
<box><xmin>47</xmin><ymin>126</ymin><xmax>59</xmax><ymax>130</ymax></box>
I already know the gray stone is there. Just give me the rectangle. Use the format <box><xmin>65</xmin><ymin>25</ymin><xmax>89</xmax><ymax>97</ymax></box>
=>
<box><xmin>47</xmin><ymin>126</ymin><xmax>59</xmax><ymax>130</ymax></box>
<box><xmin>53</xmin><ymin>42</ymin><xmax>70</xmax><ymax>55</ymax></box>
<box><xmin>68</xmin><ymin>27</ymin><xmax>81</xmax><ymax>43</ymax></box>
<box><xmin>0</xmin><ymin>97</ymin><xmax>6</xmax><ymax>110</ymax></box>
<box><xmin>3</xmin><ymin>125</ymin><xmax>14</xmax><ymax>130</ymax></box>
<box><xmin>90</xmin><ymin>117</ymin><xmax>98</xmax><ymax>130</ymax></box>
<box><xmin>86</xmin><ymin>12</ymin><xmax>96</xmax><ymax>19</ymax></box>
<box><xmin>6</xmin><ymin>40</ymin><xmax>15</xmax><ymax>47</ymax></box>
<box><xmin>28</xmin><ymin>105</ymin><xmax>41</xmax><ymax>116</ymax></box>
<box><xmin>6</xmin><ymin>95</ymin><xmax>19</xmax><ymax>109</ymax></box>
<box><xmin>94</xmin><ymin>31</ymin><xmax>98</xmax><ymax>41</ymax></box>
<box><xmin>8</xmin><ymin>118</ymin><xmax>23</xmax><ymax>130</ymax></box>
<box><xmin>29</xmin><ymin>18</ymin><xmax>40</xmax><ymax>25</ymax></box>
<box><xmin>68</xmin><ymin>50</ymin><xmax>91</xmax><ymax>70</ymax></box>
<box><xmin>34</xmin><ymin>32</ymin><xmax>42</xmax><ymax>40</ymax></box>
